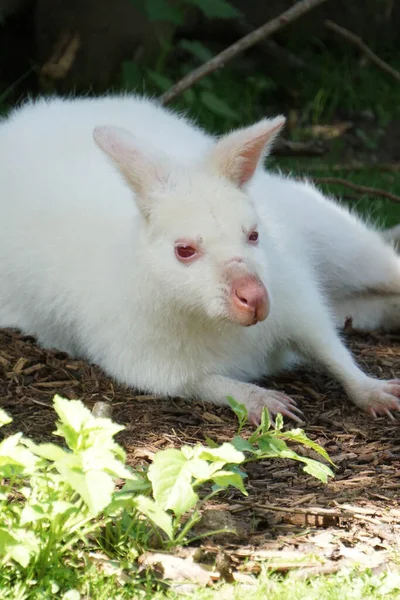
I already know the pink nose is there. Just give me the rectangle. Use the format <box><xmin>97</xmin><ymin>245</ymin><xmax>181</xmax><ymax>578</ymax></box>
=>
<box><xmin>231</xmin><ymin>276</ymin><xmax>269</xmax><ymax>326</ymax></box>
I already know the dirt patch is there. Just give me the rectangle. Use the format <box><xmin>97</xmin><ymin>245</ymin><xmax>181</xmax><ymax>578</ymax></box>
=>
<box><xmin>1</xmin><ymin>328</ymin><xmax>400</xmax><ymax>577</ymax></box>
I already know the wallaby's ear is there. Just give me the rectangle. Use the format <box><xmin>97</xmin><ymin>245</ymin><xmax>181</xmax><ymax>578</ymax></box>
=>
<box><xmin>205</xmin><ymin>116</ymin><xmax>285</xmax><ymax>188</ymax></box>
<box><xmin>93</xmin><ymin>125</ymin><xmax>167</xmax><ymax>218</ymax></box>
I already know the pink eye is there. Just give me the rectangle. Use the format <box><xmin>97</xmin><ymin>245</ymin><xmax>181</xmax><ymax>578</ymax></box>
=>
<box><xmin>248</xmin><ymin>230</ymin><xmax>259</xmax><ymax>243</ymax></box>
<box><xmin>175</xmin><ymin>243</ymin><xmax>197</xmax><ymax>262</ymax></box>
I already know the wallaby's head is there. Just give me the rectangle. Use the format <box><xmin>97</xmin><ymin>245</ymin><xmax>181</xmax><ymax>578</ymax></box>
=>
<box><xmin>94</xmin><ymin>116</ymin><xmax>285</xmax><ymax>327</ymax></box>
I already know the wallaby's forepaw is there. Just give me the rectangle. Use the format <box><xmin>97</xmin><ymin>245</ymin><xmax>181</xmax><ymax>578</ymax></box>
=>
<box><xmin>244</xmin><ymin>387</ymin><xmax>304</xmax><ymax>426</ymax></box>
<box><xmin>351</xmin><ymin>379</ymin><xmax>400</xmax><ymax>420</ymax></box>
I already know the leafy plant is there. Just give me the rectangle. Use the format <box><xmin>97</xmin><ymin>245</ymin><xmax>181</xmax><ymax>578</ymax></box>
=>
<box><xmin>226</xmin><ymin>397</ymin><xmax>334</xmax><ymax>483</ymax></box>
<box><xmin>123</xmin><ymin>0</ymin><xmax>243</xmax><ymax>122</ymax></box>
<box><xmin>0</xmin><ymin>394</ymin><xmax>333</xmax><ymax>597</ymax></box>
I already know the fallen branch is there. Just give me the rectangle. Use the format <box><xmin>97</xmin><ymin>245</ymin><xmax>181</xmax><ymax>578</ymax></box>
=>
<box><xmin>288</xmin><ymin>163</ymin><xmax>400</xmax><ymax>173</ymax></box>
<box><xmin>311</xmin><ymin>177</ymin><xmax>400</xmax><ymax>204</ymax></box>
<box><xmin>273</xmin><ymin>138</ymin><xmax>327</xmax><ymax>156</ymax></box>
<box><xmin>325</xmin><ymin>20</ymin><xmax>400</xmax><ymax>83</ymax></box>
<box><xmin>41</xmin><ymin>31</ymin><xmax>81</xmax><ymax>81</ymax></box>
<box><xmin>234</xmin><ymin>500</ymin><xmax>389</xmax><ymax>527</ymax></box>
<box><xmin>159</xmin><ymin>0</ymin><xmax>329</xmax><ymax>105</ymax></box>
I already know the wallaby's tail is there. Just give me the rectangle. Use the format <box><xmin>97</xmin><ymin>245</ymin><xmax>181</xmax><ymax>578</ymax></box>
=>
<box><xmin>382</xmin><ymin>224</ymin><xmax>400</xmax><ymax>251</ymax></box>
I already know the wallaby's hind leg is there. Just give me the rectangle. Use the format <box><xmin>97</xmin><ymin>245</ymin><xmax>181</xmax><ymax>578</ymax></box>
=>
<box><xmin>382</xmin><ymin>225</ymin><xmax>400</xmax><ymax>252</ymax></box>
<box><xmin>333</xmin><ymin>293</ymin><xmax>400</xmax><ymax>332</ymax></box>
<box><xmin>329</xmin><ymin>227</ymin><xmax>400</xmax><ymax>332</ymax></box>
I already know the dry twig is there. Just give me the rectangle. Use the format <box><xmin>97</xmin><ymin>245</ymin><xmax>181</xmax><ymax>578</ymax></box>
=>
<box><xmin>325</xmin><ymin>20</ymin><xmax>400</xmax><ymax>83</ymax></box>
<box><xmin>234</xmin><ymin>500</ymin><xmax>388</xmax><ymax>527</ymax></box>
<box><xmin>159</xmin><ymin>0</ymin><xmax>329</xmax><ymax>105</ymax></box>
<box><xmin>290</xmin><ymin>163</ymin><xmax>400</xmax><ymax>173</ymax></box>
<box><xmin>273</xmin><ymin>138</ymin><xmax>326</xmax><ymax>156</ymax></box>
<box><xmin>312</xmin><ymin>177</ymin><xmax>400</xmax><ymax>204</ymax></box>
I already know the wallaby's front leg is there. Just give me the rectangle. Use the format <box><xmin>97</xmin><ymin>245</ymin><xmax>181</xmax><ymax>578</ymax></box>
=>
<box><xmin>188</xmin><ymin>374</ymin><xmax>303</xmax><ymax>424</ymax></box>
<box><xmin>294</xmin><ymin>305</ymin><xmax>400</xmax><ymax>419</ymax></box>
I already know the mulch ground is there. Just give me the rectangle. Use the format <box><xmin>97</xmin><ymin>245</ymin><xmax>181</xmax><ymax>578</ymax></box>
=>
<box><xmin>1</xmin><ymin>327</ymin><xmax>400</xmax><ymax>583</ymax></box>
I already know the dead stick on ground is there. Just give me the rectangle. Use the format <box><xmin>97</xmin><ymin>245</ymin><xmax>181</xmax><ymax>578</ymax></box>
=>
<box><xmin>325</xmin><ymin>20</ymin><xmax>400</xmax><ymax>83</ymax></box>
<box><xmin>312</xmin><ymin>177</ymin><xmax>400</xmax><ymax>204</ymax></box>
<box><xmin>159</xmin><ymin>0</ymin><xmax>329</xmax><ymax>105</ymax></box>
<box><xmin>233</xmin><ymin>500</ymin><xmax>383</xmax><ymax>525</ymax></box>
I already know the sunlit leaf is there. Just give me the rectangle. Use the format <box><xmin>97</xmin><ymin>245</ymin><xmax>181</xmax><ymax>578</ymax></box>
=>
<box><xmin>280</xmin><ymin>429</ymin><xmax>334</xmax><ymax>465</ymax></box>
<box><xmin>227</xmin><ymin>396</ymin><xmax>248</xmax><ymax>429</ymax></box>
<box><xmin>212</xmin><ymin>470</ymin><xmax>247</xmax><ymax>495</ymax></box>
<box><xmin>0</xmin><ymin>408</ymin><xmax>11</xmax><ymax>427</ymax></box>
<box><xmin>197</xmin><ymin>442</ymin><xmax>244</xmax><ymax>464</ymax></box>
<box><xmin>135</xmin><ymin>495</ymin><xmax>173</xmax><ymax>539</ymax></box>
<box><xmin>148</xmin><ymin>449</ymin><xmax>198</xmax><ymax>517</ymax></box>
<box><xmin>301</xmin><ymin>459</ymin><xmax>334</xmax><ymax>483</ymax></box>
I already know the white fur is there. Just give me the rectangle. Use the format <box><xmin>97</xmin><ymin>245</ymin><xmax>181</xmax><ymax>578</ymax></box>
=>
<box><xmin>0</xmin><ymin>94</ymin><xmax>399</xmax><ymax>422</ymax></box>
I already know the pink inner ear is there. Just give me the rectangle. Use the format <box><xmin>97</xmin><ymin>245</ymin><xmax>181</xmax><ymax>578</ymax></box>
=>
<box><xmin>238</xmin><ymin>133</ymin><xmax>273</xmax><ymax>186</ymax></box>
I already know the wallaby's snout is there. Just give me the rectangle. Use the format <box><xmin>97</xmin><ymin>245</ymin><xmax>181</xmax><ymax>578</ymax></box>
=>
<box><xmin>230</xmin><ymin>274</ymin><xmax>269</xmax><ymax>326</ymax></box>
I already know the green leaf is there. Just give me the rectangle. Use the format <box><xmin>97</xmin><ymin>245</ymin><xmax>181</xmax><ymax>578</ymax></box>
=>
<box><xmin>9</xmin><ymin>544</ymin><xmax>35</xmax><ymax>568</ymax></box>
<box><xmin>231</xmin><ymin>437</ymin><xmax>257</xmax><ymax>454</ymax></box>
<box><xmin>84</xmin><ymin>419</ymin><xmax>126</xmax><ymax>446</ymax></box>
<box><xmin>0</xmin><ymin>529</ymin><xmax>18</xmax><ymax>557</ymax></box>
<box><xmin>122</xmin><ymin>61</ymin><xmax>143</xmax><ymax>91</ymax></box>
<box><xmin>197</xmin><ymin>442</ymin><xmax>244</xmax><ymax>465</ymax></box>
<box><xmin>227</xmin><ymin>397</ymin><xmax>248</xmax><ymax>429</ymax></box>
<box><xmin>279</xmin><ymin>429</ymin><xmax>334</xmax><ymax>465</ymax></box>
<box><xmin>254</xmin><ymin>432</ymin><xmax>334</xmax><ymax>483</ymax></box>
<box><xmin>197</xmin><ymin>77</ymin><xmax>213</xmax><ymax>90</ymax></box>
<box><xmin>148</xmin><ymin>449</ymin><xmax>198</xmax><ymax>517</ymax></box>
<box><xmin>0</xmin><ymin>408</ymin><xmax>12</xmax><ymax>427</ymax></box>
<box><xmin>24</xmin><ymin>440</ymin><xmax>70</xmax><ymax>462</ymax></box>
<box><xmin>274</xmin><ymin>413</ymin><xmax>284</xmax><ymax>431</ymax></box>
<box><xmin>185</xmin><ymin>0</ymin><xmax>241</xmax><ymax>19</ymax></box>
<box><xmin>301</xmin><ymin>459</ymin><xmax>334</xmax><ymax>484</ymax></box>
<box><xmin>80</xmin><ymin>447</ymin><xmax>132</xmax><ymax>480</ymax></box>
<box><xmin>257</xmin><ymin>435</ymin><xmax>289</xmax><ymax>456</ymax></box>
<box><xmin>52</xmin><ymin>396</ymin><xmax>126</xmax><ymax>460</ymax></box>
<box><xmin>0</xmin><ymin>528</ymin><xmax>39</xmax><ymax>567</ymax></box>
<box><xmin>179</xmin><ymin>39</ymin><xmax>213</xmax><ymax>62</ymax></box>
<box><xmin>51</xmin><ymin>500</ymin><xmax>78</xmax><ymax>518</ymax></box>
<box><xmin>187</xmin><ymin>458</ymin><xmax>213</xmax><ymax>481</ymax></box>
<box><xmin>260</xmin><ymin>407</ymin><xmax>271</xmax><ymax>432</ymax></box>
<box><xmin>53</xmin><ymin>396</ymin><xmax>91</xmax><ymax>434</ymax></box>
<box><xmin>120</xmin><ymin>474</ymin><xmax>152</xmax><ymax>495</ymax></box>
<box><xmin>135</xmin><ymin>495</ymin><xmax>173</xmax><ymax>539</ymax></box>
<box><xmin>20</xmin><ymin>504</ymin><xmax>46</xmax><ymax>526</ymax></box>
<box><xmin>0</xmin><ymin>433</ymin><xmax>38</xmax><ymax>473</ymax></box>
<box><xmin>147</xmin><ymin>70</ymin><xmax>173</xmax><ymax>92</ymax></box>
<box><xmin>183</xmin><ymin>88</ymin><xmax>196</xmax><ymax>106</ymax></box>
<box><xmin>56</xmin><ymin>464</ymin><xmax>115</xmax><ymax>516</ymax></box>
<box><xmin>144</xmin><ymin>0</ymin><xmax>184</xmax><ymax>24</ymax></box>
<box><xmin>211</xmin><ymin>470</ymin><xmax>247</xmax><ymax>495</ymax></box>
<box><xmin>200</xmin><ymin>91</ymin><xmax>240</xmax><ymax>121</ymax></box>
<box><xmin>204</xmin><ymin>437</ymin><xmax>219</xmax><ymax>449</ymax></box>
<box><xmin>62</xmin><ymin>591</ymin><xmax>81</xmax><ymax>600</ymax></box>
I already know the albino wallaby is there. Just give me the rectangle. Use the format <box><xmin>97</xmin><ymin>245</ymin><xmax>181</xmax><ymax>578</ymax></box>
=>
<box><xmin>383</xmin><ymin>224</ymin><xmax>400</xmax><ymax>252</ymax></box>
<box><xmin>0</xmin><ymin>94</ymin><xmax>399</xmax><ymax>424</ymax></box>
